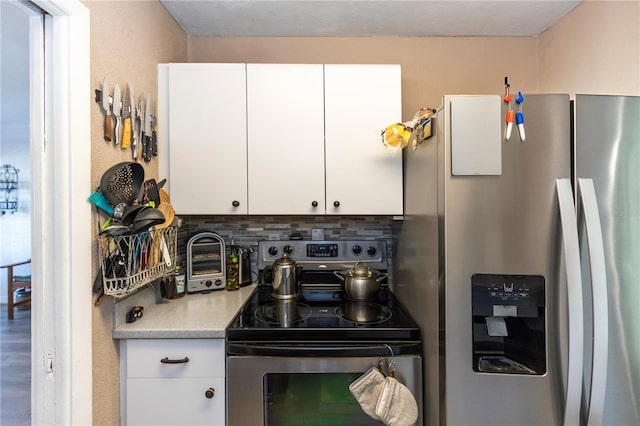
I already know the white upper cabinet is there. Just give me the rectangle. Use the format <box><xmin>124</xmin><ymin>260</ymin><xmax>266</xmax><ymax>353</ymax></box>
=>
<box><xmin>167</xmin><ymin>63</ymin><xmax>248</xmax><ymax>214</ymax></box>
<box><xmin>324</xmin><ymin>64</ymin><xmax>403</xmax><ymax>215</ymax></box>
<box><xmin>246</xmin><ymin>64</ymin><xmax>326</xmax><ymax>214</ymax></box>
<box><xmin>161</xmin><ymin>63</ymin><xmax>403</xmax><ymax>216</ymax></box>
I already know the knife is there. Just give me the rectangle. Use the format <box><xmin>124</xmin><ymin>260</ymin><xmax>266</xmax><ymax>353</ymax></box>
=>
<box><xmin>144</xmin><ymin>94</ymin><xmax>152</xmax><ymax>162</ymax></box>
<box><xmin>121</xmin><ymin>83</ymin><xmax>133</xmax><ymax>149</ymax></box>
<box><xmin>150</xmin><ymin>99</ymin><xmax>158</xmax><ymax>157</ymax></box>
<box><xmin>113</xmin><ymin>84</ymin><xmax>122</xmax><ymax>145</ymax></box>
<box><xmin>134</xmin><ymin>96</ymin><xmax>144</xmax><ymax>161</ymax></box>
<box><xmin>102</xmin><ymin>78</ymin><xmax>113</xmax><ymax>142</ymax></box>
<box><xmin>135</xmin><ymin>95</ymin><xmax>146</xmax><ymax>161</ymax></box>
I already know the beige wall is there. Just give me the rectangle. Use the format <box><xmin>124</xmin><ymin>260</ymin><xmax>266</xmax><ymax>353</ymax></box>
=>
<box><xmin>86</xmin><ymin>1</ymin><xmax>638</xmax><ymax>422</ymax></box>
<box><xmin>189</xmin><ymin>36</ymin><xmax>540</xmax><ymax>119</ymax></box>
<box><xmin>538</xmin><ymin>0</ymin><xmax>640</xmax><ymax>96</ymax></box>
<box><xmin>84</xmin><ymin>1</ymin><xmax>187</xmax><ymax>423</ymax></box>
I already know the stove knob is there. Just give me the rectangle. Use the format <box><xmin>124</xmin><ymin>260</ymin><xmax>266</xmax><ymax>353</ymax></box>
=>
<box><xmin>283</xmin><ymin>245</ymin><xmax>293</xmax><ymax>255</ymax></box>
<box><xmin>205</xmin><ymin>280</ymin><xmax>213</xmax><ymax>287</ymax></box>
<box><xmin>268</xmin><ymin>246</ymin><xmax>278</xmax><ymax>256</ymax></box>
<box><xmin>352</xmin><ymin>245</ymin><xmax>362</xmax><ymax>255</ymax></box>
<box><xmin>367</xmin><ymin>246</ymin><xmax>377</xmax><ymax>256</ymax></box>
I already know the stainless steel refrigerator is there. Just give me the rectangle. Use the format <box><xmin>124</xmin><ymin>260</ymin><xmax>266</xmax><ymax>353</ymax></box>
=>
<box><xmin>394</xmin><ymin>94</ymin><xmax>639</xmax><ymax>425</ymax></box>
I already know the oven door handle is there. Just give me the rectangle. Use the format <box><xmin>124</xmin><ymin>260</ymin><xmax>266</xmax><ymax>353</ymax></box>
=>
<box><xmin>227</xmin><ymin>342</ymin><xmax>421</xmax><ymax>357</ymax></box>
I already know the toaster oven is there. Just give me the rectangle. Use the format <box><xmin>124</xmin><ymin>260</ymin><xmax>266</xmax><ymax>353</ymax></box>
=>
<box><xmin>186</xmin><ymin>232</ymin><xmax>226</xmax><ymax>293</ymax></box>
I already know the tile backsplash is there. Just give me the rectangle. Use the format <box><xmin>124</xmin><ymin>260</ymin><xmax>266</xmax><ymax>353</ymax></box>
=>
<box><xmin>177</xmin><ymin>215</ymin><xmax>396</xmax><ymax>281</ymax></box>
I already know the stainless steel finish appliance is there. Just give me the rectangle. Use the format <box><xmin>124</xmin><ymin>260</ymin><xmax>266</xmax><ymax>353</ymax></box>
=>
<box><xmin>227</xmin><ymin>239</ymin><xmax>423</xmax><ymax>426</ymax></box>
<box><xmin>395</xmin><ymin>94</ymin><xmax>639</xmax><ymax>425</ymax></box>
<box><xmin>574</xmin><ymin>94</ymin><xmax>639</xmax><ymax>426</ymax></box>
<box><xmin>186</xmin><ymin>232</ymin><xmax>226</xmax><ymax>292</ymax></box>
<box><xmin>270</xmin><ymin>252</ymin><xmax>301</xmax><ymax>299</ymax></box>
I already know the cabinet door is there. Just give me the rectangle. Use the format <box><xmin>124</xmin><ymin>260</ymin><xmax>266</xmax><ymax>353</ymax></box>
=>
<box><xmin>324</xmin><ymin>65</ymin><xmax>403</xmax><ymax>215</ymax></box>
<box><xmin>246</xmin><ymin>64</ymin><xmax>325</xmax><ymax>214</ymax></box>
<box><xmin>125</xmin><ymin>377</ymin><xmax>225</xmax><ymax>426</ymax></box>
<box><xmin>168</xmin><ymin>63</ymin><xmax>248</xmax><ymax>214</ymax></box>
<box><xmin>124</xmin><ymin>339</ymin><xmax>225</xmax><ymax>378</ymax></box>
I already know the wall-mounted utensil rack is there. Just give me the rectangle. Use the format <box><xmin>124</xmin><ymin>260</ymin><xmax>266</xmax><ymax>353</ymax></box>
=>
<box><xmin>99</xmin><ymin>226</ymin><xmax>177</xmax><ymax>297</ymax></box>
<box><xmin>0</xmin><ymin>165</ymin><xmax>19</xmax><ymax>213</ymax></box>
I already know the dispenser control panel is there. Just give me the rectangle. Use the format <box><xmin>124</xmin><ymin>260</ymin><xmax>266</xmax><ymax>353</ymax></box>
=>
<box><xmin>487</xmin><ymin>281</ymin><xmax>531</xmax><ymax>300</ymax></box>
<box><xmin>471</xmin><ymin>274</ymin><xmax>545</xmax><ymax>317</ymax></box>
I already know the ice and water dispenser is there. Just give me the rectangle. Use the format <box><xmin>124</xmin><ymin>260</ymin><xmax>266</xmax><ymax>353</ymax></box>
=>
<box><xmin>472</xmin><ymin>274</ymin><xmax>546</xmax><ymax>375</ymax></box>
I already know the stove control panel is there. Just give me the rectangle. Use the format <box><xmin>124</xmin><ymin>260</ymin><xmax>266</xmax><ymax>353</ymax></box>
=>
<box><xmin>307</xmin><ymin>243</ymin><xmax>338</xmax><ymax>257</ymax></box>
<box><xmin>257</xmin><ymin>240</ymin><xmax>387</xmax><ymax>270</ymax></box>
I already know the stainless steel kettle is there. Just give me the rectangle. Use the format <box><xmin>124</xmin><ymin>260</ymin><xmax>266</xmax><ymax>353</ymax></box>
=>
<box><xmin>271</xmin><ymin>253</ymin><xmax>301</xmax><ymax>299</ymax></box>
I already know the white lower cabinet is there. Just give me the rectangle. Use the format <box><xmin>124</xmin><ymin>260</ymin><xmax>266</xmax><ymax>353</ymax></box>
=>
<box><xmin>120</xmin><ymin>339</ymin><xmax>225</xmax><ymax>425</ymax></box>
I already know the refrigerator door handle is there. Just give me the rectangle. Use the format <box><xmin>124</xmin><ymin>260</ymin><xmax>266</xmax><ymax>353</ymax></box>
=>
<box><xmin>556</xmin><ymin>178</ymin><xmax>585</xmax><ymax>426</ymax></box>
<box><xmin>578</xmin><ymin>178</ymin><xmax>609</xmax><ymax>426</ymax></box>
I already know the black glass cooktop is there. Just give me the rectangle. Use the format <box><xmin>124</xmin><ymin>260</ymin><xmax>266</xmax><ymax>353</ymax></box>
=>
<box><xmin>226</xmin><ymin>286</ymin><xmax>420</xmax><ymax>342</ymax></box>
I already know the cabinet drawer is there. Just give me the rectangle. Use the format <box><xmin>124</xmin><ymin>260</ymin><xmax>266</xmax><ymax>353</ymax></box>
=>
<box><xmin>124</xmin><ymin>339</ymin><xmax>224</xmax><ymax>378</ymax></box>
<box><xmin>125</xmin><ymin>377</ymin><xmax>225</xmax><ymax>425</ymax></box>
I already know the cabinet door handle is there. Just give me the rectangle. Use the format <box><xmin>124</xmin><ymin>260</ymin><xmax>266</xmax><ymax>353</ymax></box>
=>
<box><xmin>333</xmin><ymin>201</ymin><xmax>340</xmax><ymax>208</ymax></box>
<box><xmin>160</xmin><ymin>356</ymin><xmax>190</xmax><ymax>364</ymax></box>
<box><xmin>205</xmin><ymin>387</ymin><xmax>215</xmax><ymax>399</ymax></box>
<box><xmin>232</xmin><ymin>200</ymin><xmax>240</xmax><ymax>208</ymax></box>
<box><xmin>311</xmin><ymin>201</ymin><xmax>318</xmax><ymax>208</ymax></box>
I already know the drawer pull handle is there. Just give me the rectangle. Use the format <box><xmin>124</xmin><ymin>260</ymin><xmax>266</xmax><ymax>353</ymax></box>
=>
<box><xmin>205</xmin><ymin>387</ymin><xmax>215</xmax><ymax>399</ymax></box>
<box><xmin>160</xmin><ymin>356</ymin><xmax>190</xmax><ymax>364</ymax></box>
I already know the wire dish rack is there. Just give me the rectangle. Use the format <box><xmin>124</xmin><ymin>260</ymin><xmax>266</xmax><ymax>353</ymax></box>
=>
<box><xmin>99</xmin><ymin>226</ymin><xmax>177</xmax><ymax>297</ymax></box>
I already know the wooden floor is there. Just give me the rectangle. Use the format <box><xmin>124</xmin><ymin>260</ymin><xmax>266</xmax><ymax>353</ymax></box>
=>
<box><xmin>0</xmin><ymin>304</ymin><xmax>31</xmax><ymax>426</ymax></box>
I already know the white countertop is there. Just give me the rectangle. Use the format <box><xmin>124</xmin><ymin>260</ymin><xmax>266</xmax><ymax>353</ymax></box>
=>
<box><xmin>112</xmin><ymin>284</ymin><xmax>256</xmax><ymax>339</ymax></box>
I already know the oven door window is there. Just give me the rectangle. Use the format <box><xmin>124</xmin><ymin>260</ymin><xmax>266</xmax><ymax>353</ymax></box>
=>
<box><xmin>264</xmin><ymin>373</ymin><xmax>381</xmax><ymax>425</ymax></box>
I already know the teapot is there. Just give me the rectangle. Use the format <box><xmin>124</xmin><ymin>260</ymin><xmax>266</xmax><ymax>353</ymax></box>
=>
<box><xmin>271</xmin><ymin>253</ymin><xmax>302</xmax><ymax>299</ymax></box>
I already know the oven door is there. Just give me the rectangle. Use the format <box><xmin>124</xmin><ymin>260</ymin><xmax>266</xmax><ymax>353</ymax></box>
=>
<box><xmin>227</xmin><ymin>342</ymin><xmax>423</xmax><ymax>426</ymax></box>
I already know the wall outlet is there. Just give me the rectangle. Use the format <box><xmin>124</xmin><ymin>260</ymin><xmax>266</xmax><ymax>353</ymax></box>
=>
<box><xmin>312</xmin><ymin>228</ymin><xmax>324</xmax><ymax>241</ymax></box>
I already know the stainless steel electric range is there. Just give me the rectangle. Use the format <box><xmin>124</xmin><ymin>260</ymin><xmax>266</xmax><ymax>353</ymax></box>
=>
<box><xmin>226</xmin><ymin>239</ymin><xmax>423</xmax><ymax>426</ymax></box>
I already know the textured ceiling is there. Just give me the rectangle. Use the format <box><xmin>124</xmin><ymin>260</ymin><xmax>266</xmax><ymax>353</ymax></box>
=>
<box><xmin>160</xmin><ymin>0</ymin><xmax>582</xmax><ymax>37</ymax></box>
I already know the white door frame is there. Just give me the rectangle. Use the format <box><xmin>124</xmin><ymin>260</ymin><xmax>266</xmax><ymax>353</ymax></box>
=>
<box><xmin>29</xmin><ymin>0</ymin><xmax>92</xmax><ymax>424</ymax></box>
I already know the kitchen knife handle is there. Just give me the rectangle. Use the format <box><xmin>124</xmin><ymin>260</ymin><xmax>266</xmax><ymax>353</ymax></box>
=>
<box><xmin>151</xmin><ymin>130</ymin><xmax>157</xmax><ymax>156</ymax></box>
<box><xmin>114</xmin><ymin>115</ymin><xmax>122</xmax><ymax>145</ymax></box>
<box><xmin>122</xmin><ymin>117</ymin><xmax>131</xmax><ymax>148</ymax></box>
<box><xmin>104</xmin><ymin>115</ymin><xmax>113</xmax><ymax>142</ymax></box>
<box><xmin>144</xmin><ymin>135</ymin><xmax>151</xmax><ymax>163</ymax></box>
<box><xmin>132</xmin><ymin>135</ymin><xmax>139</xmax><ymax>161</ymax></box>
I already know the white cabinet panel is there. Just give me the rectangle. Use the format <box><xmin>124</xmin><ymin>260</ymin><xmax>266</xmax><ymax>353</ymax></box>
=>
<box><xmin>167</xmin><ymin>63</ymin><xmax>247</xmax><ymax>214</ymax></box>
<box><xmin>125</xmin><ymin>377</ymin><xmax>225</xmax><ymax>426</ymax></box>
<box><xmin>324</xmin><ymin>65</ymin><xmax>403</xmax><ymax>215</ymax></box>
<box><xmin>124</xmin><ymin>339</ymin><xmax>224</xmax><ymax>378</ymax></box>
<box><xmin>246</xmin><ymin>64</ymin><xmax>326</xmax><ymax>214</ymax></box>
<box><xmin>121</xmin><ymin>339</ymin><xmax>225</xmax><ymax>426</ymax></box>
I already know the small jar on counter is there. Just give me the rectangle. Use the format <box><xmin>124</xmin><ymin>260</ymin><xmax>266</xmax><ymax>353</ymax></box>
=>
<box><xmin>161</xmin><ymin>264</ymin><xmax>186</xmax><ymax>300</ymax></box>
<box><xmin>174</xmin><ymin>264</ymin><xmax>186</xmax><ymax>297</ymax></box>
<box><xmin>226</xmin><ymin>252</ymin><xmax>240</xmax><ymax>291</ymax></box>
